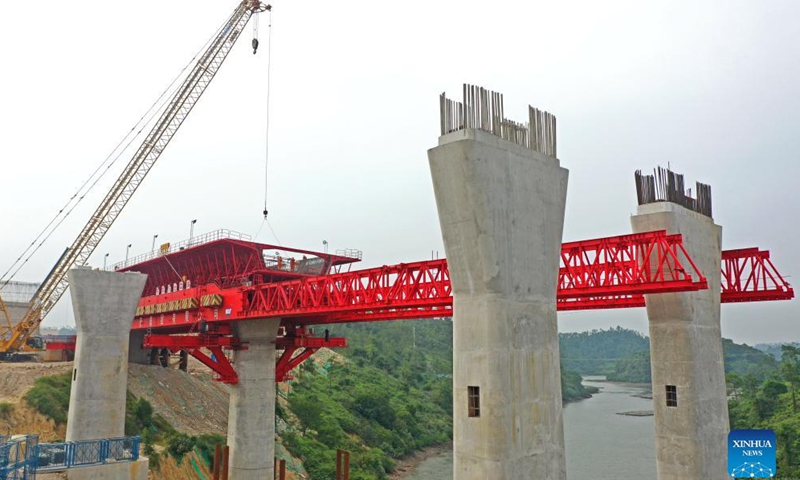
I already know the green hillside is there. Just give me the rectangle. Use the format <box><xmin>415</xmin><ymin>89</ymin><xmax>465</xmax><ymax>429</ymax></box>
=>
<box><xmin>559</xmin><ymin>327</ymin><xmax>650</xmax><ymax>375</ymax></box>
<box><xmin>608</xmin><ymin>335</ymin><xmax>780</xmax><ymax>383</ymax></box>
<box><xmin>728</xmin><ymin>345</ymin><xmax>800</xmax><ymax>476</ymax></box>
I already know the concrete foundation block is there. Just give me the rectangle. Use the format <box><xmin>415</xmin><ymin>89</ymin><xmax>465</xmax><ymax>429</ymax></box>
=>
<box><xmin>66</xmin><ymin>457</ymin><xmax>148</xmax><ymax>480</ymax></box>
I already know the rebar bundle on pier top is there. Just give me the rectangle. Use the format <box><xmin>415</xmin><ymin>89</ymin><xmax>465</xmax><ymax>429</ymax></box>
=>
<box><xmin>439</xmin><ymin>84</ymin><xmax>558</xmax><ymax>157</ymax></box>
<box><xmin>635</xmin><ymin>166</ymin><xmax>713</xmax><ymax>218</ymax></box>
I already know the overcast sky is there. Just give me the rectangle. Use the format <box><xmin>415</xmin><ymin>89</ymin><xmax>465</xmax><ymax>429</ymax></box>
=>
<box><xmin>0</xmin><ymin>0</ymin><xmax>797</xmax><ymax>344</ymax></box>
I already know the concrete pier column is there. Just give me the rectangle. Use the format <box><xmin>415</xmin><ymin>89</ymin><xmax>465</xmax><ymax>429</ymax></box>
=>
<box><xmin>66</xmin><ymin>267</ymin><xmax>147</xmax><ymax>441</ymax></box>
<box><xmin>429</xmin><ymin>97</ymin><xmax>569</xmax><ymax>478</ymax></box>
<box><xmin>631</xmin><ymin>201</ymin><xmax>729</xmax><ymax>480</ymax></box>
<box><xmin>227</xmin><ymin>318</ymin><xmax>281</xmax><ymax>479</ymax></box>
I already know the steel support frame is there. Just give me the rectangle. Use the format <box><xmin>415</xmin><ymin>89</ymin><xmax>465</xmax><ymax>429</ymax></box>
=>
<box><xmin>143</xmin><ymin>326</ymin><xmax>346</xmax><ymax>384</ymax></box>
<box><xmin>275</xmin><ymin>325</ymin><xmax>347</xmax><ymax>382</ymax></box>
<box><xmin>143</xmin><ymin>333</ymin><xmax>244</xmax><ymax>384</ymax></box>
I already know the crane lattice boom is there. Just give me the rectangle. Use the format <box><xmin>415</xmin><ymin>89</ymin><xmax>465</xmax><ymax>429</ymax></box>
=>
<box><xmin>0</xmin><ymin>0</ymin><xmax>269</xmax><ymax>355</ymax></box>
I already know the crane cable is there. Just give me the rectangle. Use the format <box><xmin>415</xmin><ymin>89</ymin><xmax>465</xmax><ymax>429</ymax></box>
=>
<box><xmin>0</xmin><ymin>13</ymin><xmax>232</xmax><ymax>290</ymax></box>
<box><xmin>254</xmin><ymin>8</ymin><xmax>281</xmax><ymax>245</ymax></box>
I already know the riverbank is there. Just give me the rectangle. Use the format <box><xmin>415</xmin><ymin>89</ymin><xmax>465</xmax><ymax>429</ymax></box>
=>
<box><xmin>406</xmin><ymin>377</ymin><xmax>658</xmax><ymax>480</ymax></box>
<box><xmin>392</xmin><ymin>443</ymin><xmax>452</xmax><ymax>479</ymax></box>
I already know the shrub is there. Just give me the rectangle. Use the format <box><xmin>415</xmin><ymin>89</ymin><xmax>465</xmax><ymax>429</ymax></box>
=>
<box><xmin>24</xmin><ymin>372</ymin><xmax>71</xmax><ymax>424</ymax></box>
<box><xmin>166</xmin><ymin>433</ymin><xmax>195</xmax><ymax>459</ymax></box>
<box><xmin>0</xmin><ymin>402</ymin><xmax>14</xmax><ymax>419</ymax></box>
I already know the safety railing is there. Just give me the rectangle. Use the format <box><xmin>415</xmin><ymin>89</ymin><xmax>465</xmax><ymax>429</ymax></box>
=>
<box><xmin>335</xmin><ymin>249</ymin><xmax>363</xmax><ymax>261</ymax></box>
<box><xmin>110</xmin><ymin>229</ymin><xmax>252</xmax><ymax>271</ymax></box>
<box><xmin>36</xmin><ymin>436</ymin><xmax>140</xmax><ymax>472</ymax></box>
<box><xmin>0</xmin><ymin>435</ymin><xmax>38</xmax><ymax>480</ymax></box>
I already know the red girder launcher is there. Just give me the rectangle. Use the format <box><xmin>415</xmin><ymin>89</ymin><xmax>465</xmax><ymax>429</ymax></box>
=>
<box><xmin>121</xmin><ymin>229</ymin><xmax>792</xmax><ymax>384</ymax></box>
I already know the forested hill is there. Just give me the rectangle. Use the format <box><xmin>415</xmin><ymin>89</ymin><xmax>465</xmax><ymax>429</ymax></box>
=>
<box><xmin>557</xmin><ymin>326</ymin><xmax>781</xmax><ymax>383</ymax></box>
<box><xmin>755</xmin><ymin>342</ymin><xmax>800</xmax><ymax>361</ymax></box>
<box><xmin>331</xmin><ymin>319</ymin><xmax>591</xmax><ymax>403</ymax></box>
<box><xmin>559</xmin><ymin>327</ymin><xmax>649</xmax><ymax>375</ymax></box>
<box><xmin>609</xmin><ymin>337</ymin><xmax>780</xmax><ymax>383</ymax></box>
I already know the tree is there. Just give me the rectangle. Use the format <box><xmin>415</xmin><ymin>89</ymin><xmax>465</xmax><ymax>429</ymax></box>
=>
<box><xmin>133</xmin><ymin>398</ymin><xmax>154</xmax><ymax>429</ymax></box>
<box><xmin>353</xmin><ymin>389</ymin><xmax>396</xmax><ymax>430</ymax></box>
<box><xmin>727</xmin><ymin>372</ymin><xmax>742</xmax><ymax>398</ymax></box>
<box><xmin>290</xmin><ymin>395</ymin><xmax>323</xmax><ymax>436</ymax></box>
<box><xmin>781</xmin><ymin>345</ymin><xmax>800</xmax><ymax>413</ymax></box>
<box><xmin>742</xmin><ymin>374</ymin><xmax>759</xmax><ymax>400</ymax></box>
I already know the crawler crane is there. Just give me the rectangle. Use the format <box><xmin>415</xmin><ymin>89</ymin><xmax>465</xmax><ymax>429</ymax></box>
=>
<box><xmin>0</xmin><ymin>0</ymin><xmax>271</xmax><ymax>359</ymax></box>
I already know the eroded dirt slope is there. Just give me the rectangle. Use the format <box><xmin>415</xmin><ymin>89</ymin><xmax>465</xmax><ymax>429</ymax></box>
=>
<box><xmin>127</xmin><ymin>363</ymin><xmax>229</xmax><ymax>436</ymax></box>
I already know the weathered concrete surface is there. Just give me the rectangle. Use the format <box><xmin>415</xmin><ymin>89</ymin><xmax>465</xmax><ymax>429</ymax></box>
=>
<box><xmin>5</xmin><ymin>302</ymin><xmax>40</xmax><ymax>336</ymax></box>
<box><xmin>632</xmin><ymin>202</ymin><xmax>729</xmax><ymax>480</ymax></box>
<box><xmin>66</xmin><ymin>268</ymin><xmax>147</xmax><ymax>442</ymax></box>
<box><xmin>428</xmin><ymin>128</ymin><xmax>569</xmax><ymax>480</ymax></box>
<box><xmin>127</xmin><ymin>329</ymin><xmax>150</xmax><ymax>365</ymax></box>
<box><xmin>67</xmin><ymin>457</ymin><xmax>148</xmax><ymax>480</ymax></box>
<box><xmin>227</xmin><ymin>318</ymin><xmax>281</xmax><ymax>479</ymax></box>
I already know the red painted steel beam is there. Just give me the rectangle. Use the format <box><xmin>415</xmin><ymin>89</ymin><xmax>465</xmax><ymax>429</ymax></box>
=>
<box><xmin>559</xmin><ymin>247</ymin><xmax>794</xmax><ymax>310</ymax></box>
<box><xmin>142</xmin><ymin>328</ymin><xmax>347</xmax><ymax>384</ymax></box>
<box><xmin>558</xmin><ymin>230</ymin><xmax>707</xmax><ymax>299</ymax></box>
<box><xmin>721</xmin><ymin>248</ymin><xmax>794</xmax><ymax>303</ymax></box>
<box><xmin>130</xmin><ymin>230</ymin><xmax>712</xmax><ymax>331</ymax></box>
<box><xmin>143</xmin><ymin>333</ymin><xmax>245</xmax><ymax>384</ymax></box>
<box><xmin>128</xmin><ymin>232</ymin><xmax>792</xmax><ymax>332</ymax></box>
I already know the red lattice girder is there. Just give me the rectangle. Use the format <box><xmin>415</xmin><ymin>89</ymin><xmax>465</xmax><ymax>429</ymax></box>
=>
<box><xmin>560</xmin><ymin>247</ymin><xmax>794</xmax><ymax>310</ymax></box>
<box><xmin>721</xmin><ymin>248</ymin><xmax>794</xmax><ymax>303</ymax></box>
<box><xmin>558</xmin><ymin>230</ymin><xmax>707</xmax><ymax>301</ymax></box>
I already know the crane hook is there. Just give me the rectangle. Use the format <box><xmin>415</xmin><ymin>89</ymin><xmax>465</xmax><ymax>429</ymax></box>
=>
<box><xmin>252</xmin><ymin>38</ymin><xmax>260</xmax><ymax>54</ymax></box>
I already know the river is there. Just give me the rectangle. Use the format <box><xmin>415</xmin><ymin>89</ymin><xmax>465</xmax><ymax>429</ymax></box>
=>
<box><xmin>408</xmin><ymin>377</ymin><xmax>656</xmax><ymax>479</ymax></box>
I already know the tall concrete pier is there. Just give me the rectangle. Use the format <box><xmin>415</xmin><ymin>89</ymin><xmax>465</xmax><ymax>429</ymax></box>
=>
<box><xmin>631</xmin><ymin>168</ymin><xmax>729</xmax><ymax>479</ymax></box>
<box><xmin>66</xmin><ymin>268</ymin><xmax>147</xmax><ymax>441</ymax></box>
<box><xmin>66</xmin><ymin>267</ymin><xmax>149</xmax><ymax>480</ymax></box>
<box><xmin>227</xmin><ymin>318</ymin><xmax>281</xmax><ymax>479</ymax></box>
<box><xmin>429</xmin><ymin>85</ymin><xmax>568</xmax><ymax>480</ymax></box>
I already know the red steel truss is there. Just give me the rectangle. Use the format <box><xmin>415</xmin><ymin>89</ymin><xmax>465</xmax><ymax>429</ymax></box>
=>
<box><xmin>125</xmin><ymin>231</ymin><xmax>792</xmax><ymax>383</ymax></box>
<box><xmin>557</xmin><ymin>231</ymin><xmax>707</xmax><ymax>306</ymax></box>
<box><xmin>129</xmin><ymin>230</ymin><xmax>710</xmax><ymax>332</ymax></box>
<box><xmin>141</xmin><ymin>325</ymin><xmax>346</xmax><ymax>383</ymax></box>
<box><xmin>562</xmin><ymin>247</ymin><xmax>795</xmax><ymax>311</ymax></box>
<box><xmin>721</xmin><ymin>248</ymin><xmax>794</xmax><ymax>303</ymax></box>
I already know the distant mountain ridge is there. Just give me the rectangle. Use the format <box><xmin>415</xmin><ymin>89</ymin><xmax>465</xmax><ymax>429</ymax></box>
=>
<box><xmin>556</xmin><ymin>327</ymin><xmax>783</xmax><ymax>383</ymax></box>
<box><xmin>754</xmin><ymin>342</ymin><xmax>800</xmax><ymax>361</ymax></box>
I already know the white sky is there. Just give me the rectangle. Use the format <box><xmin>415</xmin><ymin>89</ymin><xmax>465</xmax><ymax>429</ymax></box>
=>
<box><xmin>0</xmin><ymin>0</ymin><xmax>797</xmax><ymax>344</ymax></box>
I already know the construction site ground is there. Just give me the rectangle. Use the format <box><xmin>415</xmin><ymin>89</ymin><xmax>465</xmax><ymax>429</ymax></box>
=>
<box><xmin>0</xmin><ymin>355</ymin><xmax>315</xmax><ymax>479</ymax></box>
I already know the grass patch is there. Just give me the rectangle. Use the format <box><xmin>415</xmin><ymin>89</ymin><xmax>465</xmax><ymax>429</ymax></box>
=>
<box><xmin>0</xmin><ymin>402</ymin><xmax>14</xmax><ymax>419</ymax></box>
<box><xmin>24</xmin><ymin>372</ymin><xmax>71</xmax><ymax>424</ymax></box>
